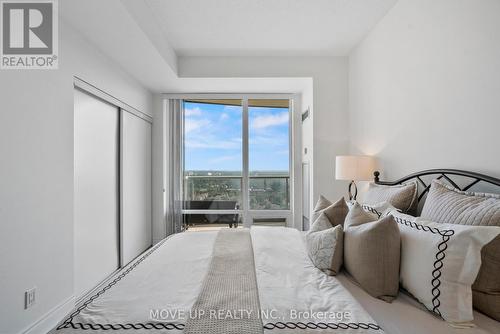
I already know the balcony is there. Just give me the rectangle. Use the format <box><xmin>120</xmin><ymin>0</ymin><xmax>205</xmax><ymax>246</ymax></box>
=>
<box><xmin>183</xmin><ymin>174</ymin><xmax>290</xmax><ymax>229</ymax></box>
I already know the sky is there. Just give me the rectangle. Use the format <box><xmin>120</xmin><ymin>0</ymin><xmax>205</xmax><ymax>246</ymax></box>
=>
<box><xmin>184</xmin><ymin>101</ymin><xmax>289</xmax><ymax>173</ymax></box>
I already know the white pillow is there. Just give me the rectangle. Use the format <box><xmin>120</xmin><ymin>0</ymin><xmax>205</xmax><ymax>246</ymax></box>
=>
<box><xmin>306</xmin><ymin>213</ymin><xmax>344</xmax><ymax>275</ymax></box>
<box><xmin>390</xmin><ymin>210</ymin><xmax>500</xmax><ymax>323</ymax></box>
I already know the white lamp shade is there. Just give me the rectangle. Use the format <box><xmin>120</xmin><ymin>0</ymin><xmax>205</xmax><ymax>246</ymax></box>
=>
<box><xmin>335</xmin><ymin>155</ymin><xmax>377</xmax><ymax>181</ymax></box>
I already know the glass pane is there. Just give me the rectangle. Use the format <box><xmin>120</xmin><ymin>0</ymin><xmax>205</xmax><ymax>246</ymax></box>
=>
<box><xmin>183</xmin><ymin>100</ymin><xmax>242</xmax><ymax>209</ymax></box>
<box><xmin>248</xmin><ymin>99</ymin><xmax>290</xmax><ymax>210</ymax></box>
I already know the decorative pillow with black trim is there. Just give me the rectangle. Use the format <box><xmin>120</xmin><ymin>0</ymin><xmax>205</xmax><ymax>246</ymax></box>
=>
<box><xmin>363</xmin><ymin>181</ymin><xmax>418</xmax><ymax>215</ymax></box>
<box><xmin>389</xmin><ymin>209</ymin><xmax>500</xmax><ymax>324</ymax></box>
<box><xmin>421</xmin><ymin>179</ymin><xmax>500</xmax><ymax>321</ymax></box>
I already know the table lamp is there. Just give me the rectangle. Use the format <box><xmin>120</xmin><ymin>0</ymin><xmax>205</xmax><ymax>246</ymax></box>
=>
<box><xmin>335</xmin><ymin>155</ymin><xmax>377</xmax><ymax>201</ymax></box>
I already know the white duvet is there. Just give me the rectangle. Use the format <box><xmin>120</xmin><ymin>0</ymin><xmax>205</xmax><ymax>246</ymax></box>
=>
<box><xmin>53</xmin><ymin>228</ymin><xmax>382</xmax><ymax>333</ymax></box>
<box><xmin>252</xmin><ymin>226</ymin><xmax>382</xmax><ymax>333</ymax></box>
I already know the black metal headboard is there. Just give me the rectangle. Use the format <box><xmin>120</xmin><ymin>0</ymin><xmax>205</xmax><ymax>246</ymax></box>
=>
<box><xmin>374</xmin><ymin>169</ymin><xmax>500</xmax><ymax>203</ymax></box>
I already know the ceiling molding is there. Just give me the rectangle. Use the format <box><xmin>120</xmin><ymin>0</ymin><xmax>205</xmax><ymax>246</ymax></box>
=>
<box><xmin>60</xmin><ymin>0</ymin><xmax>178</xmax><ymax>92</ymax></box>
<box><xmin>120</xmin><ymin>0</ymin><xmax>178</xmax><ymax>73</ymax></box>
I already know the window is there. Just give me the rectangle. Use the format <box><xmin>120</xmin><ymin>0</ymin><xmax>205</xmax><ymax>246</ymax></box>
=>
<box><xmin>182</xmin><ymin>98</ymin><xmax>292</xmax><ymax>229</ymax></box>
<box><xmin>249</xmin><ymin>99</ymin><xmax>290</xmax><ymax>210</ymax></box>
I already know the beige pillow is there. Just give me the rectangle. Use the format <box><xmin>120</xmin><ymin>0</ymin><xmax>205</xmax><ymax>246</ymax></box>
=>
<box><xmin>343</xmin><ymin>202</ymin><xmax>401</xmax><ymax>302</ymax></box>
<box><xmin>364</xmin><ymin>181</ymin><xmax>418</xmax><ymax>214</ymax></box>
<box><xmin>306</xmin><ymin>213</ymin><xmax>344</xmax><ymax>275</ymax></box>
<box><xmin>311</xmin><ymin>196</ymin><xmax>349</xmax><ymax>227</ymax></box>
<box><xmin>308</xmin><ymin>211</ymin><xmax>334</xmax><ymax>233</ymax></box>
<box><xmin>473</xmin><ymin>237</ymin><xmax>500</xmax><ymax>321</ymax></box>
<box><xmin>421</xmin><ymin>179</ymin><xmax>500</xmax><ymax>321</ymax></box>
<box><xmin>421</xmin><ymin>179</ymin><xmax>500</xmax><ymax>226</ymax></box>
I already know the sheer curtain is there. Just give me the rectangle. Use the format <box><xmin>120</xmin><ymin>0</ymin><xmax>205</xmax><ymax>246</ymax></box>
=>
<box><xmin>166</xmin><ymin>99</ymin><xmax>184</xmax><ymax>235</ymax></box>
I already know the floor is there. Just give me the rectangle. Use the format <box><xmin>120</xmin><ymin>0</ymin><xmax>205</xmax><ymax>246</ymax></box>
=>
<box><xmin>187</xmin><ymin>224</ymin><xmax>242</xmax><ymax>232</ymax></box>
<box><xmin>187</xmin><ymin>221</ymin><xmax>286</xmax><ymax>232</ymax></box>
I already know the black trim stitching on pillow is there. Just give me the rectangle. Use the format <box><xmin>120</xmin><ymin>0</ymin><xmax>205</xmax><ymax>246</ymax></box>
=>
<box><xmin>264</xmin><ymin>322</ymin><xmax>381</xmax><ymax>331</ymax></box>
<box><xmin>361</xmin><ymin>205</ymin><xmax>383</xmax><ymax>217</ymax></box>
<box><xmin>361</xmin><ymin>204</ymin><xmax>402</xmax><ymax>218</ymax></box>
<box><xmin>361</xmin><ymin>204</ymin><xmax>456</xmax><ymax>318</ymax></box>
<box><xmin>393</xmin><ymin>216</ymin><xmax>455</xmax><ymax>317</ymax></box>
<box><xmin>57</xmin><ymin>238</ymin><xmax>184</xmax><ymax>331</ymax></box>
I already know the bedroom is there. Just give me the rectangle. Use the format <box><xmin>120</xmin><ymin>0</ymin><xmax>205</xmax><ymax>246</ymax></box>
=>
<box><xmin>0</xmin><ymin>0</ymin><xmax>499</xmax><ymax>333</ymax></box>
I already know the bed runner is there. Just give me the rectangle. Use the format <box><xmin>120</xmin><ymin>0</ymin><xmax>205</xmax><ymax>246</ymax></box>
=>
<box><xmin>184</xmin><ymin>228</ymin><xmax>263</xmax><ymax>334</ymax></box>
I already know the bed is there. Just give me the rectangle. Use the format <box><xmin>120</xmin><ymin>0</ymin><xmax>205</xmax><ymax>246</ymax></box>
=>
<box><xmin>52</xmin><ymin>169</ymin><xmax>500</xmax><ymax>334</ymax></box>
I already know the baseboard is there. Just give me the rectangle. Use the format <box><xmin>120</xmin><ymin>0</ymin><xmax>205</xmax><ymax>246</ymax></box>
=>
<box><xmin>153</xmin><ymin>238</ymin><xmax>164</xmax><ymax>245</ymax></box>
<box><xmin>22</xmin><ymin>295</ymin><xmax>75</xmax><ymax>334</ymax></box>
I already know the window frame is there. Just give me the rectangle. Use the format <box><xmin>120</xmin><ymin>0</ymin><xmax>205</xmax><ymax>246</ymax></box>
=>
<box><xmin>163</xmin><ymin>93</ymin><xmax>302</xmax><ymax>229</ymax></box>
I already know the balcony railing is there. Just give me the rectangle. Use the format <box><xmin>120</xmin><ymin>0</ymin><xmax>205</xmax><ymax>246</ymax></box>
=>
<box><xmin>182</xmin><ymin>174</ymin><xmax>290</xmax><ymax>229</ymax></box>
<box><xmin>183</xmin><ymin>175</ymin><xmax>290</xmax><ymax>211</ymax></box>
<box><xmin>249</xmin><ymin>176</ymin><xmax>290</xmax><ymax>210</ymax></box>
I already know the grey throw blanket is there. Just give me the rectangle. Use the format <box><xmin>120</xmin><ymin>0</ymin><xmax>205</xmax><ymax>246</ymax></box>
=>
<box><xmin>184</xmin><ymin>229</ymin><xmax>263</xmax><ymax>334</ymax></box>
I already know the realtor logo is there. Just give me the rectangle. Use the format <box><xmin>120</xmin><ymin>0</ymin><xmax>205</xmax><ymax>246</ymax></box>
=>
<box><xmin>1</xmin><ymin>0</ymin><xmax>58</xmax><ymax>69</ymax></box>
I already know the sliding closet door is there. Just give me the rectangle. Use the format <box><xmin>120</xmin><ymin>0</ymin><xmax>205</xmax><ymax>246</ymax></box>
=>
<box><xmin>121</xmin><ymin>112</ymin><xmax>152</xmax><ymax>265</ymax></box>
<box><xmin>74</xmin><ymin>88</ymin><xmax>120</xmax><ymax>298</ymax></box>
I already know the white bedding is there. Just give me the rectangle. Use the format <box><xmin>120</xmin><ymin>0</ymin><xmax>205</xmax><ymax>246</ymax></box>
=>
<box><xmin>252</xmin><ymin>226</ymin><xmax>382</xmax><ymax>333</ymax></box>
<box><xmin>52</xmin><ymin>228</ymin><xmax>499</xmax><ymax>334</ymax></box>
<box><xmin>54</xmin><ymin>231</ymin><xmax>218</xmax><ymax>333</ymax></box>
<box><xmin>336</xmin><ymin>273</ymin><xmax>500</xmax><ymax>334</ymax></box>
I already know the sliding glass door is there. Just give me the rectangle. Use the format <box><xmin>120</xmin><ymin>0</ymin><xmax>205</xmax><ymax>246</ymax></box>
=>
<box><xmin>182</xmin><ymin>97</ymin><xmax>292</xmax><ymax>229</ymax></box>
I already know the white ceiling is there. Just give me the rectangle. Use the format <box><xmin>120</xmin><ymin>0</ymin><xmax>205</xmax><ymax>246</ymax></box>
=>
<box><xmin>61</xmin><ymin>0</ymin><xmax>397</xmax><ymax>93</ymax></box>
<box><xmin>144</xmin><ymin>0</ymin><xmax>397</xmax><ymax>56</ymax></box>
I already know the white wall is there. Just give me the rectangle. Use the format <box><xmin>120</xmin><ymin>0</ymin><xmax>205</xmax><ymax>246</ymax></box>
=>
<box><xmin>300</xmin><ymin>84</ymin><xmax>314</xmax><ymax>220</ymax></box>
<box><xmin>0</xmin><ymin>20</ymin><xmax>152</xmax><ymax>334</ymax></box>
<box><xmin>179</xmin><ymin>57</ymin><xmax>350</xmax><ymax>209</ymax></box>
<box><xmin>349</xmin><ymin>0</ymin><xmax>500</xmax><ymax>180</ymax></box>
